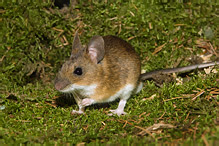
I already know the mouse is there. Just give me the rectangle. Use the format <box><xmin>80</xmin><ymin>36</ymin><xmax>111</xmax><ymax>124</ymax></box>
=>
<box><xmin>55</xmin><ymin>32</ymin><xmax>142</xmax><ymax>116</ymax></box>
<box><xmin>54</xmin><ymin>32</ymin><xmax>219</xmax><ymax>116</ymax></box>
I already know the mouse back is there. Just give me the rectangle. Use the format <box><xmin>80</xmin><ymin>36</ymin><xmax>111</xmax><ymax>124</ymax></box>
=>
<box><xmin>102</xmin><ymin>35</ymin><xmax>141</xmax><ymax>85</ymax></box>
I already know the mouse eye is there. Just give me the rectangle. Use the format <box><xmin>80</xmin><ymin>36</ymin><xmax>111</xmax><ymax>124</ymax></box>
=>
<box><xmin>73</xmin><ymin>67</ymin><xmax>83</xmax><ymax>75</ymax></box>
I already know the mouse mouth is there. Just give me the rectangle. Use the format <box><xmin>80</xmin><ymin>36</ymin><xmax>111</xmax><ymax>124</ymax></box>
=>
<box><xmin>54</xmin><ymin>78</ymin><xmax>71</xmax><ymax>92</ymax></box>
<box><xmin>59</xmin><ymin>84</ymin><xmax>98</xmax><ymax>96</ymax></box>
<box><xmin>58</xmin><ymin>84</ymin><xmax>75</xmax><ymax>93</ymax></box>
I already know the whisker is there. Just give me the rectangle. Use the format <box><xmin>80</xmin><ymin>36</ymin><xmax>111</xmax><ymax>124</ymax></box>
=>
<box><xmin>72</xmin><ymin>91</ymin><xmax>82</xmax><ymax>105</ymax></box>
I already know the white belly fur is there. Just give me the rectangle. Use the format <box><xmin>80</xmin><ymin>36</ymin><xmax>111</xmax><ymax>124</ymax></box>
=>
<box><xmin>61</xmin><ymin>83</ymin><xmax>135</xmax><ymax>104</ymax></box>
<box><xmin>104</xmin><ymin>84</ymin><xmax>135</xmax><ymax>102</ymax></box>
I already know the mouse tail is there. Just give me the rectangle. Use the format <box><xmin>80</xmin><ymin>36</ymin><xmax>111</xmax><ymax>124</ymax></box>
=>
<box><xmin>140</xmin><ymin>61</ymin><xmax>219</xmax><ymax>81</ymax></box>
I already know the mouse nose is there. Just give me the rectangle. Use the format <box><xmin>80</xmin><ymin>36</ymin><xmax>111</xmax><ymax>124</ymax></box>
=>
<box><xmin>54</xmin><ymin>75</ymin><xmax>71</xmax><ymax>91</ymax></box>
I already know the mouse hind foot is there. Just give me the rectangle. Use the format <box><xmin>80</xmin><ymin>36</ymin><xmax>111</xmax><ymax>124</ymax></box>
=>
<box><xmin>108</xmin><ymin>84</ymin><xmax>136</xmax><ymax>116</ymax></box>
<box><xmin>108</xmin><ymin>99</ymin><xmax>127</xmax><ymax>116</ymax></box>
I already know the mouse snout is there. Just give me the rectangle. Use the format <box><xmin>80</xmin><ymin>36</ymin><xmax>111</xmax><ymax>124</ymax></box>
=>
<box><xmin>54</xmin><ymin>74</ymin><xmax>71</xmax><ymax>91</ymax></box>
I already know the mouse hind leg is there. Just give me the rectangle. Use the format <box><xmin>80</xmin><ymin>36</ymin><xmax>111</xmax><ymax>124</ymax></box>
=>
<box><xmin>108</xmin><ymin>84</ymin><xmax>135</xmax><ymax>116</ymax></box>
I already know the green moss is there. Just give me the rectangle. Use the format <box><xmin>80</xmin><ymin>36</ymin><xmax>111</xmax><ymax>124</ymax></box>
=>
<box><xmin>0</xmin><ymin>1</ymin><xmax>218</xmax><ymax>145</ymax></box>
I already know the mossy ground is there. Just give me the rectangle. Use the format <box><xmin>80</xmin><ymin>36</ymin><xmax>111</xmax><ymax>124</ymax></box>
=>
<box><xmin>0</xmin><ymin>1</ymin><xmax>218</xmax><ymax>145</ymax></box>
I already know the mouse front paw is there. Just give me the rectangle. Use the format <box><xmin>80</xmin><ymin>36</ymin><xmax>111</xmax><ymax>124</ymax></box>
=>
<box><xmin>81</xmin><ymin>98</ymin><xmax>95</xmax><ymax>107</ymax></box>
<box><xmin>108</xmin><ymin>109</ymin><xmax>127</xmax><ymax>116</ymax></box>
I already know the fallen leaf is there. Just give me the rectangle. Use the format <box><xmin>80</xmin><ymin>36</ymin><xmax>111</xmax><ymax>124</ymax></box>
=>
<box><xmin>142</xmin><ymin>94</ymin><xmax>156</xmax><ymax>101</ymax></box>
<box><xmin>146</xmin><ymin>123</ymin><xmax>176</xmax><ymax>131</ymax></box>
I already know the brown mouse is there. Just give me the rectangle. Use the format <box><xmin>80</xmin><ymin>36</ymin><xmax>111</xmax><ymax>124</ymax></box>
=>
<box><xmin>55</xmin><ymin>32</ymin><xmax>142</xmax><ymax>116</ymax></box>
<box><xmin>55</xmin><ymin>32</ymin><xmax>219</xmax><ymax>116</ymax></box>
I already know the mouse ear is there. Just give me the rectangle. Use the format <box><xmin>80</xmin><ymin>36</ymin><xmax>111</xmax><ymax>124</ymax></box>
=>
<box><xmin>88</xmin><ymin>36</ymin><xmax>105</xmax><ymax>64</ymax></box>
<box><xmin>71</xmin><ymin>32</ymin><xmax>84</xmax><ymax>59</ymax></box>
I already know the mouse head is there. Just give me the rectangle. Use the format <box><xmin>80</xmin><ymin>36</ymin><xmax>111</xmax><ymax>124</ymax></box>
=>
<box><xmin>54</xmin><ymin>32</ymin><xmax>105</xmax><ymax>92</ymax></box>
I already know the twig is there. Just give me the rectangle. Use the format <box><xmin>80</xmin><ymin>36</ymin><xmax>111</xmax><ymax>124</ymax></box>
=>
<box><xmin>201</xmin><ymin>133</ymin><xmax>209</xmax><ymax>146</ymax></box>
<box><xmin>192</xmin><ymin>90</ymin><xmax>205</xmax><ymax>101</ymax></box>
<box><xmin>129</xmin><ymin>10</ymin><xmax>135</xmax><ymax>16</ymax></box>
<box><xmin>15</xmin><ymin>120</ymin><xmax>31</xmax><ymax>123</ymax></box>
<box><xmin>157</xmin><ymin>112</ymin><xmax>166</xmax><ymax>120</ymax></box>
<box><xmin>135</xmin><ymin>125</ymin><xmax>155</xmax><ymax>138</ymax></box>
<box><xmin>208</xmin><ymin>42</ymin><xmax>218</xmax><ymax>57</ymax></box>
<box><xmin>210</xmin><ymin>91</ymin><xmax>219</xmax><ymax>95</ymax></box>
<box><xmin>174</xmin><ymin>24</ymin><xmax>186</xmax><ymax>26</ymax></box>
<box><xmin>45</xmin><ymin>102</ymin><xmax>57</xmax><ymax>108</ymax></box>
<box><xmin>118</xmin><ymin>22</ymin><xmax>122</xmax><ymax>34</ymax></box>
<box><xmin>184</xmin><ymin>111</ymin><xmax>190</xmax><ymax>122</ymax></box>
<box><xmin>138</xmin><ymin>112</ymin><xmax>147</xmax><ymax>118</ymax></box>
<box><xmin>52</xmin><ymin>27</ymin><xmax>64</xmax><ymax>37</ymax></box>
<box><xmin>193</xmin><ymin>122</ymin><xmax>199</xmax><ymax>141</ymax></box>
<box><xmin>118</xmin><ymin>119</ymin><xmax>155</xmax><ymax>139</ymax></box>
<box><xmin>0</xmin><ymin>46</ymin><xmax>10</xmax><ymax>62</ymax></box>
<box><xmin>127</xmin><ymin>36</ymin><xmax>136</xmax><ymax>41</ymax></box>
<box><xmin>164</xmin><ymin>96</ymin><xmax>190</xmax><ymax>102</ymax></box>
<box><xmin>152</xmin><ymin>43</ymin><xmax>166</xmax><ymax>55</ymax></box>
<box><xmin>122</xmin><ymin>120</ymin><xmax>128</xmax><ymax>128</ymax></box>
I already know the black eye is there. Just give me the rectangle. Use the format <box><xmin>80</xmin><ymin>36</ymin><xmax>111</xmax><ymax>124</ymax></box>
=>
<box><xmin>73</xmin><ymin>67</ymin><xmax>83</xmax><ymax>75</ymax></box>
